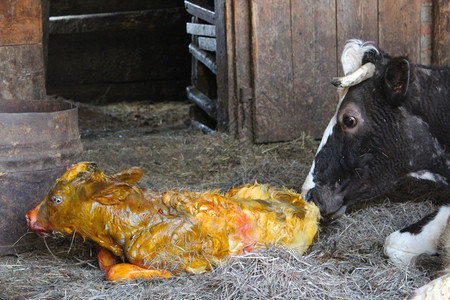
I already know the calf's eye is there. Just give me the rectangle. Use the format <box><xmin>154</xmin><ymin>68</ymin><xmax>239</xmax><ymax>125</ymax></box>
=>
<box><xmin>342</xmin><ymin>115</ymin><xmax>357</xmax><ymax>128</ymax></box>
<box><xmin>51</xmin><ymin>196</ymin><xmax>63</xmax><ymax>204</ymax></box>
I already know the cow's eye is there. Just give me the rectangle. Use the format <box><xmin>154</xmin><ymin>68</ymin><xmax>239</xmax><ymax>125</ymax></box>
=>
<box><xmin>342</xmin><ymin>115</ymin><xmax>357</xmax><ymax>128</ymax></box>
<box><xmin>51</xmin><ymin>196</ymin><xmax>63</xmax><ymax>205</ymax></box>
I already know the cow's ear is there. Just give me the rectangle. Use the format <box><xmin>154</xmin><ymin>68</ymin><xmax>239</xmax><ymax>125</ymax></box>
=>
<box><xmin>382</xmin><ymin>58</ymin><xmax>411</xmax><ymax>106</ymax></box>
<box><xmin>111</xmin><ymin>167</ymin><xmax>144</xmax><ymax>185</ymax></box>
<box><xmin>84</xmin><ymin>181</ymin><xmax>134</xmax><ymax>205</ymax></box>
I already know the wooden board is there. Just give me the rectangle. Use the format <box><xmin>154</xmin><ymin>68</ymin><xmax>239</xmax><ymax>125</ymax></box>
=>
<box><xmin>49</xmin><ymin>8</ymin><xmax>184</xmax><ymax>34</ymax></box>
<box><xmin>214</xmin><ymin>0</ymin><xmax>233</xmax><ymax>132</ymax></box>
<box><xmin>233</xmin><ymin>0</ymin><xmax>253</xmax><ymax>143</ymax></box>
<box><xmin>189</xmin><ymin>44</ymin><xmax>217</xmax><ymax>73</ymax></box>
<box><xmin>50</xmin><ymin>0</ymin><xmax>181</xmax><ymax>16</ymax></box>
<box><xmin>186</xmin><ymin>85</ymin><xmax>217</xmax><ymax>119</ymax></box>
<box><xmin>198</xmin><ymin>37</ymin><xmax>216</xmax><ymax>51</ymax></box>
<box><xmin>291</xmin><ymin>0</ymin><xmax>337</xmax><ymax>139</ymax></box>
<box><xmin>0</xmin><ymin>0</ymin><xmax>42</xmax><ymax>46</ymax></box>
<box><xmin>433</xmin><ymin>0</ymin><xmax>450</xmax><ymax>65</ymax></box>
<box><xmin>0</xmin><ymin>44</ymin><xmax>46</xmax><ymax>99</ymax></box>
<box><xmin>379</xmin><ymin>0</ymin><xmax>422</xmax><ymax>61</ymax></box>
<box><xmin>251</xmin><ymin>0</ymin><xmax>295</xmax><ymax>142</ymax></box>
<box><xmin>185</xmin><ymin>1</ymin><xmax>215</xmax><ymax>24</ymax></box>
<box><xmin>186</xmin><ymin>23</ymin><xmax>216</xmax><ymax>37</ymax></box>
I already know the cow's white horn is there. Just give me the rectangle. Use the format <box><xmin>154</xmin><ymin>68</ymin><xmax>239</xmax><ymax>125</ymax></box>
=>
<box><xmin>331</xmin><ymin>63</ymin><xmax>376</xmax><ymax>88</ymax></box>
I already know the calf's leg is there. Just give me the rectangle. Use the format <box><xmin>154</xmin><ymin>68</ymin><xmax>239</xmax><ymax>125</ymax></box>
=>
<box><xmin>97</xmin><ymin>246</ymin><xmax>172</xmax><ymax>280</ymax></box>
<box><xmin>106</xmin><ymin>263</ymin><xmax>172</xmax><ymax>281</ymax></box>
<box><xmin>98</xmin><ymin>246</ymin><xmax>118</xmax><ymax>272</ymax></box>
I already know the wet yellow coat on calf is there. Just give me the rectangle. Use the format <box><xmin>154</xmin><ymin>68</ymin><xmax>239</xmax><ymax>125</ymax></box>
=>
<box><xmin>26</xmin><ymin>162</ymin><xmax>320</xmax><ymax>280</ymax></box>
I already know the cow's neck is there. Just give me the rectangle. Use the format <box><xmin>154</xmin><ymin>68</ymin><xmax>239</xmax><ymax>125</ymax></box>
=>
<box><xmin>404</xmin><ymin>66</ymin><xmax>450</xmax><ymax>186</ymax></box>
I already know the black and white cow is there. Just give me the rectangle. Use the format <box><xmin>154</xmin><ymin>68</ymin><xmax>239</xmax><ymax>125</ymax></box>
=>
<box><xmin>302</xmin><ymin>39</ymin><xmax>449</xmax><ymax>266</ymax></box>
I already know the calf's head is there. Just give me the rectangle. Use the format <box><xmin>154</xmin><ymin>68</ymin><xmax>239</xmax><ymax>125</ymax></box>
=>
<box><xmin>302</xmin><ymin>40</ymin><xmax>434</xmax><ymax>216</ymax></box>
<box><xmin>26</xmin><ymin>162</ymin><xmax>143</xmax><ymax>237</ymax></box>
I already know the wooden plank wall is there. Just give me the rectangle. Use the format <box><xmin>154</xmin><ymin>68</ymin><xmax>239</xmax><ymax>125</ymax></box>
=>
<box><xmin>290</xmin><ymin>0</ymin><xmax>337</xmax><ymax>141</ymax></box>
<box><xmin>433</xmin><ymin>0</ymin><xmax>450</xmax><ymax>65</ymax></box>
<box><xmin>233</xmin><ymin>0</ymin><xmax>253</xmax><ymax>142</ymax></box>
<box><xmin>0</xmin><ymin>0</ymin><xmax>46</xmax><ymax>100</ymax></box>
<box><xmin>214</xmin><ymin>0</ymin><xmax>232</xmax><ymax>132</ymax></box>
<box><xmin>251</xmin><ymin>0</ymin><xmax>295</xmax><ymax>142</ymax></box>
<box><xmin>379</xmin><ymin>0</ymin><xmax>422</xmax><ymax>58</ymax></box>
<box><xmin>219</xmin><ymin>0</ymin><xmax>448</xmax><ymax>142</ymax></box>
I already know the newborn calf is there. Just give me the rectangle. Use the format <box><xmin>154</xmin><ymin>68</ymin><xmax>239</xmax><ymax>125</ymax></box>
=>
<box><xmin>27</xmin><ymin>162</ymin><xmax>320</xmax><ymax>280</ymax></box>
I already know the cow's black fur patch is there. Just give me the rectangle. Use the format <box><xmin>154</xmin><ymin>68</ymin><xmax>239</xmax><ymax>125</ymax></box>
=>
<box><xmin>400</xmin><ymin>210</ymin><xmax>439</xmax><ymax>235</ymax></box>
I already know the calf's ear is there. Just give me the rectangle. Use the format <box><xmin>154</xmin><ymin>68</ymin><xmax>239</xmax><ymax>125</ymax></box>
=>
<box><xmin>84</xmin><ymin>181</ymin><xmax>134</xmax><ymax>205</ymax></box>
<box><xmin>111</xmin><ymin>167</ymin><xmax>144</xmax><ymax>185</ymax></box>
<box><xmin>382</xmin><ymin>58</ymin><xmax>411</xmax><ymax>107</ymax></box>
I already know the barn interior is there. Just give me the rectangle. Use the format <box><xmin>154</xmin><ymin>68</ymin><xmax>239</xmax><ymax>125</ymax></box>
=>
<box><xmin>0</xmin><ymin>0</ymin><xmax>449</xmax><ymax>299</ymax></box>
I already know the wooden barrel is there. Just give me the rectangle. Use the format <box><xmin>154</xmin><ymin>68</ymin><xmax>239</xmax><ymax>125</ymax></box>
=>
<box><xmin>0</xmin><ymin>99</ymin><xmax>82</xmax><ymax>255</ymax></box>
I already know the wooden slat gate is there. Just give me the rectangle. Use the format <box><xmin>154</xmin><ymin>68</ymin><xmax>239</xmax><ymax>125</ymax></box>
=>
<box><xmin>187</xmin><ymin>0</ymin><xmax>449</xmax><ymax>143</ymax></box>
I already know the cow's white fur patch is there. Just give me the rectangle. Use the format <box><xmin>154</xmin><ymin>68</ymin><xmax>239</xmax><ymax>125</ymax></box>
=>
<box><xmin>408</xmin><ymin>170</ymin><xmax>448</xmax><ymax>185</ymax></box>
<box><xmin>384</xmin><ymin>205</ymin><xmax>450</xmax><ymax>265</ymax></box>
<box><xmin>302</xmin><ymin>115</ymin><xmax>337</xmax><ymax>195</ymax></box>
<box><xmin>302</xmin><ymin>160</ymin><xmax>316</xmax><ymax>196</ymax></box>
<box><xmin>302</xmin><ymin>89</ymin><xmax>348</xmax><ymax>197</ymax></box>
<box><xmin>341</xmin><ymin>39</ymin><xmax>378</xmax><ymax>75</ymax></box>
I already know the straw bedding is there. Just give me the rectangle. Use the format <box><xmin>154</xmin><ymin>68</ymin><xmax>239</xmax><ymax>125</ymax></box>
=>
<box><xmin>0</xmin><ymin>101</ymin><xmax>447</xmax><ymax>299</ymax></box>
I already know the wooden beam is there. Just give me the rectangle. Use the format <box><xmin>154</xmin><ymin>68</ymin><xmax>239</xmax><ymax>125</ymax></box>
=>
<box><xmin>186</xmin><ymin>23</ymin><xmax>216</xmax><ymax>37</ymax></box>
<box><xmin>233</xmin><ymin>0</ymin><xmax>253</xmax><ymax>141</ymax></box>
<box><xmin>186</xmin><ymin>85</ymin><xmax>217</xmax><ymax>120</ymax></box>
<box><xmin>184</xmin><ymin>1</ymin><xmax>215</xmax><ymax>24</ymax></box>
<box><xmin>49</xmin><ymin>8</ymin><xmax>184</xmax><ymax>34</ymax></box>
<box><xmin>198</xmin><ymin>37</ymin><xmax>216</xmax><ymax>52</ymax></box>
<box><xmin>0</xmin><ymin>44</ymin><xmax>46</xmax><ymax>100</ymax></box>
<box><xmin>49</xmin><ymin>0</ymin><xmax>181</xmax><ymax>16</ymax></box>
<box><xmin>191</xmin><ymin>120</ymin><xmax>215</xmax><ymax>134</ymax></box>
<box><xmin>188</xmin><ymin>43</ymin><xmax>217</xmax><ymax>74</ymax></box>
<box><xmin>214</xmin><ymin>0</ymin><xmax>231</xmax><ymax>132</ymax></box>
<box><xmin>433</xmin><ymin>0</ymin><xmax>449</xmax><ymax>65</ymax></box>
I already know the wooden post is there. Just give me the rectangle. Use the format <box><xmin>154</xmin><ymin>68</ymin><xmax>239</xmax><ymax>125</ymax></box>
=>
<box><xmin>214</xmin><ymin>0</ymin><xmax>231</xmax><ymax>132</ymax></box>
<box><xmin>0</xmin><ymin>0</ymin><xmax>46</xmax><ymax>100</ymax></box>
<box><xmin>433</xmin><ymin>0</ymin><xmax>449</xmax><ymax>65</ymax></box>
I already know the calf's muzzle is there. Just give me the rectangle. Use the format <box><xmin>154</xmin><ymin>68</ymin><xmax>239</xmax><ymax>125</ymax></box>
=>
<box><xmin>26</xmin><ymin>203</ymin><xmax>52</xmax><ymax>237</ymax></box>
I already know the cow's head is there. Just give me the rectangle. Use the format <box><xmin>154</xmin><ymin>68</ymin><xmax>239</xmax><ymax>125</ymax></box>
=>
<box><xmin>26</xmin><ymin>162</ymin><xmax>144</xmax><ymax>237</ymax></box>
<box><xmin>302</xmin><ymin>39</ymin><xmax>431</xmax><ymax>216</ymax></box>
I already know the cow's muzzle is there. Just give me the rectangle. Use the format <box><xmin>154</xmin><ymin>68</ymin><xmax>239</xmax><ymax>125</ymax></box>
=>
<box><xmin>305</xmin><ymin>187</ymin><xmax>346</xmax><ymax>217</ymax></box>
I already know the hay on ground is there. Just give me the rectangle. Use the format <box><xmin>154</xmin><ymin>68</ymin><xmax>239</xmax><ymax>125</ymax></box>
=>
<box><xmin>0</xmin><ymin>101</ymin><xmax>447</xmax><ymax>299</ymax></box>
